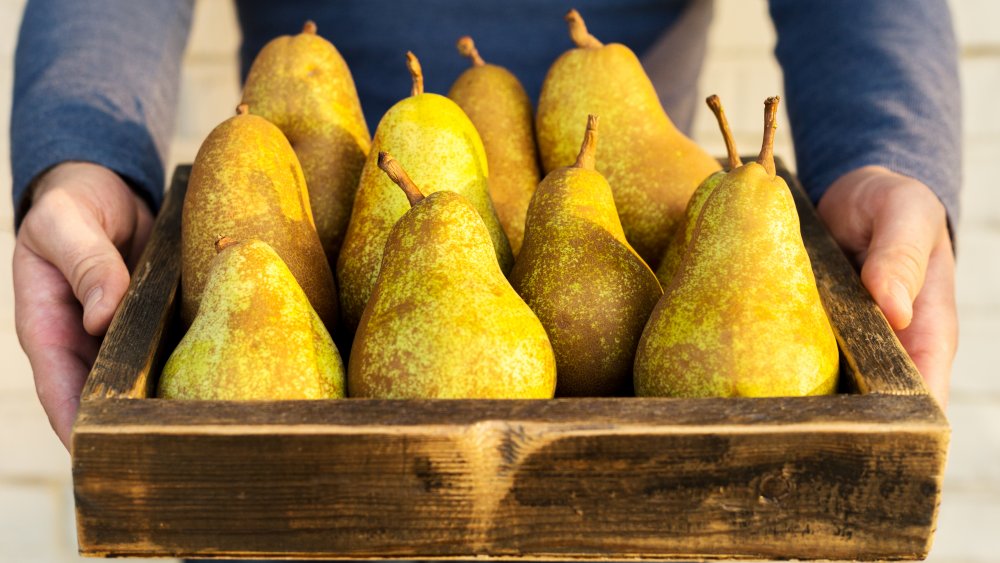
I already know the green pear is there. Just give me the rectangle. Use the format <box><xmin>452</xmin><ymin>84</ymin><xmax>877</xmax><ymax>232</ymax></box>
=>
<box><xmin>537</xmin><ymin>9</ymin><xmax>721</xmax><ymax>268</ymax></box>
<box><xmin>160</xmin><ymin>238</ymin><xmax>345</xmax><ymax>400</ymax></box>
<box><xmin>448</xmin><ymin>36</ymin><xmax>541</xmax><ymax>256</ymax></box>
<box><xmin>181</xmin><ymin>105</ymin><xmax>338</xmax><ymax>330</ymax></box>
<box><xmin>349</xmin><ymin>153</ymin><xmax>555</xmax><ymax>399</ymax></box>
<box><xmin>656</xmin><ymin>95</ymin><xmax>742</xmax><ymax>287</ymax></box>
<box><xmin>634</xmin><ymin>97</ymin><xmax>839</xmax><ymax>398</ymax></box>
<box><xmin>241</xmin><ymin>21</ymin><xmax>371</xmax><ymax>264</ymax></box>
<box><xmin>510</xmin><ymin>115</ymin><xmax>661</xmax><ymax>396</ymax></box>
<box><xmin>338</xmin><ymin>52</ymin><xmax>512</xmax><ymax>333</ymax></box>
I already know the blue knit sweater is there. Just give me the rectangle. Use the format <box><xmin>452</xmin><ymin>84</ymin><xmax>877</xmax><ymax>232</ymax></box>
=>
<box><xmin>10</xmin><ymin>0</ymin><xmax>961</xmax><ymax>228</ymax></box>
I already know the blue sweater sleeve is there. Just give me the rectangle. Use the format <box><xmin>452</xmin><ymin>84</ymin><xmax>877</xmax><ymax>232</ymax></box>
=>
<box><xmin>10</xmin><ymin>0</ymin><xmax>194</xmax><ymax>227</ymax></box>
<box><xmin>769</xmin><ymin>0</ymin><xmax>962</xmax><ymax>226</ymax></box>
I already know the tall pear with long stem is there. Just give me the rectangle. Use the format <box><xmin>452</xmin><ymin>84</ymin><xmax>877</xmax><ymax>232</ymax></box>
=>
<box><xmin>511</xmin><ymin>115</ymin><xmax>661</xmax><ymax>396</ymax></box>
<box><xmin>656</xmin><ymin>94</ymin><xmax>742</xmax><ymax>287</ymax></box>
<box><xmin>337</xmin><ymin>52</ymin><xmax>512</xmax><ymax>334</ymax></box>
<box><xmin>349</xmin><ymin>153</ymin><xmax>555</xmax><ymax>399</ymax></box>
<box><xmin>449</xmin><ymin>36</ymin><xmax>541</xmax><ymax>256</ymax></box>
<box><xmin>537</xmin><ymin>9</ymin><xmax>721</xmax><ymax>269</ymax></box>
<box><xmin>635</xmin><ymin>97</ymin><xmax>839</xmax><ymax>398</ymax></box>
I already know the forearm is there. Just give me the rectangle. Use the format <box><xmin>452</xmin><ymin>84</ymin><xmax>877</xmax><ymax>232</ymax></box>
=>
<box><xmin>10</xmin><ymin>0</ymin><xmax>195</xmax><ymax>228</ymax></box>
<box><xmin>769</xmin><ymin>0</ymin><xmax>962</xmax><ymax>228</ymax></box>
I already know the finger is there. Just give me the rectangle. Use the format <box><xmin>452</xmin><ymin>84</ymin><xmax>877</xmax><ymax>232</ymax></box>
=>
<box><xmin>859</xmin><ymin>194</ymin><xmax>944</xmax><ymax>330</ymax></box>
<box><xmin>20</xmin><ymin>190</ymin><xmax>131</xmax><ymax>336</ymax></box>
<box><xmin>13</xmin><ymin>242</ymin><xmax>100</xmax><ymax>449</ymax></box>
<box><xmin>126</xmin><ymin>195</ymin><xmax>154</xmax><ymax>272</ymax></box>
<box><xmin>895</xmin><ymin>231</ymin><xmax>957</xmax><ymax>410</ymax></box>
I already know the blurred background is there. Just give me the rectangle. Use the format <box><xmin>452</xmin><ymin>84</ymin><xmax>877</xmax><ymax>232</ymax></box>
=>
<box><xmin>1</xmin><ymin>1</ymin><xmax>996</xmax><ymax>561</ymax></box>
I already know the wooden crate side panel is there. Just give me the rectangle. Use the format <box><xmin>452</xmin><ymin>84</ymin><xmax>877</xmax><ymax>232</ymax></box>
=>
<box><xmin>81</xmin><ymin>166</ymin><xmax>188</xmax><ymax>400</ymax></box>
<box><xmin>74</xmin><ymin>398</ymin><xmax>947</xmax><ymax>560</ymax></box>
<box><xmin>780</xmin><ymin>161</ymin><xmax>927</xmax><ymax>397</ymax></box>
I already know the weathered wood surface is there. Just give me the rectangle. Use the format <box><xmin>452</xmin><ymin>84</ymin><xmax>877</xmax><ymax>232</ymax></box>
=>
<box><xmin>71</xmin><ymin>164</ymin><xmax>949</xmax><ymax>560</ymax></box>
<box><xmin>74</xmin><ymin>395</ymin><xmax>947</xmax><ymax>560</ymax></box>
<box><xmin>779</xmin><ymin>159</ymin><xmax>927</xmax><ymax>396</ymax></box>
<box><xmin>80</xmin><ymin>166</ymin><xmax>189</xmax><ymax>401</ymax></box>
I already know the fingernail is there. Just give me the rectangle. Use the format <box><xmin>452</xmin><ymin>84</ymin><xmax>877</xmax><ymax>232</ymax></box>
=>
<box><xmin>890</xmin><ymin>279</ymin><xmax>913</xmax><ymax>323</ymax></box>
<box><xmin>84</xmin><ymin>286</ymin><xmax>103</xmax><ymax>313</ymax></box>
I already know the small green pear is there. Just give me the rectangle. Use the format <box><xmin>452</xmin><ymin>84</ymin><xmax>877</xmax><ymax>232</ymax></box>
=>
<box><xmin>160</xmin><ymin>237</ymin><xmax>345</xmax><ymax>400</ymax></box>
<box><xmin>349</xmin><ymin>153</ymin><xmax>555</xmax><ymax>399</ymax></box>
<box><xmin>656</xmin><ymin>95</ymin><xmax>742</xmax><ymax>287</ymax></box>
<box><xmin>338</xmin><ymin>52</ymin><xmax>513</xmax><ymax>333</ymax></box>
<box><xmin>537</xmin><ymin>9</ymin><xmax>721</xmax><ymax>268</ymax></box>
<box><xmin>449</xmin><ymin>36</ymin><xmax>541</xmax><ymax>256</ymax></box>
<box><xmin>241</xmin><ymin>21</ymin><xmax>371</xmax><ymax>264</ymax></box>
<box><xmin>181</xmin><ymin>105</ymin><xmax>338</xmax><ymax>330</ymax></box>
<box><xmin>510</xmin><ymin>115</ymin><xmax>661</xmax><ymax>396</ymax></box>
<box><xmin>634</xmin><ymin>97</ymin><xmax>839</xmax><ymax>398</ymax></box>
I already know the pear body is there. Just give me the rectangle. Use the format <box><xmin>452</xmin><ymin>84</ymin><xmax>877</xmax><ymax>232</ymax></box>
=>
<box><xmin>242</xmin><ymin>25</ymin><xmax>371</xmax><ymax>263</ymax></box>
<box><xmin>510</xmin><ymin>166</ymin><xmax>661</xmax><ymax>396</ymax></box>
<box><xmin>655</xmin><ymin>170</ymin><xmax>727</xmax><ymax>287</ymax></box>
<box><xmin>537</xmin><ymin>43</ymin><xmax>720</xmax><ymax>268</ymax></box>
<box><xmin>449</xmin><ymin>63</ymin><xmax>540</xmax><ymax>256</ymax></box>
<box><xmin>350</xmin><ymin>191</ymin><xmax>554</xmax><ymax>399</ymax></box>
<box><xmin>634</xmin><ymin>164</ymin><xmax>839</xmax><ymax>398</ymax></box>
<box><xmin>161</xmin><ymin>240</ymin><xmax>345</xmax><ymax>400</ymax></box>
<box><xmin>338</xmin><ymin>93</ymin><xmax>513</xmax><ymax>332</ymax></box>
<box><xmin>181</xmin><ymin>113</ymin><xmax>338</xmax><ymax>329</ymax></box>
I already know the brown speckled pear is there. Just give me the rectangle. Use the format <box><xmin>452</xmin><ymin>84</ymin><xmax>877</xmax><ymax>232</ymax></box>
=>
<box><xmin>634</xmin><ymin>97</ymin><xmax>839</xmax><ymax>398</ymax></box>
<box><xmin>181</xmin><ymin>106</ymin><xmax>338</xmax><ymax>330</ymax></box>
<box><xmin>536</xmin><ymin>9</ymin><xmax>721</xmax><ymax>268</ymax></box>
<box><xmin>160</xmin><ymin>238</ymin><xmax>345</xmax><ymax>400</ymax></box>
<box><xmin>241</xmin><ymin>21</ymin><xmax>371</xmax><ymax>263</ymax></box>
<box><xmin>448</xmin><ymin>35</ymin><xmax>541</xmax><ymax>256</ymax></box>
<box><xmin>656</xmin><ymin>95</ymin><xmax>742</xmax><ymax>287</ymax></box>
<box><xmin>349</xmin><ymin>153</ymin><xmax>555</xmax><ymax>399</ymax></box>
<box><xmin>338</xmin><ymin>52</ymin><xmax>512</xmax><ymax>333</ymax></box>
<box><xmin>510</xmin><ymin>116</ymin><xmax>661</xmax><ymax>396</ymax></box>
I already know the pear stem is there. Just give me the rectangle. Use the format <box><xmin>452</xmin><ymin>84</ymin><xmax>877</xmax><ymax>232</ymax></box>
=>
<box><xmin>706</xmin><ymin>95</ymin><xmax>742</xmax><ymax>170</ymax></box>
<box><xmin>236</xmin><ymin>103</ymin><xmax>249</xmax><ymax>116</ymax></box>
<box><xmin>302</xmin><ymin>20</ymin><xmax>317</xmax><ymax>34</ymax></box>
<box><xmin>757</xmin><ymin>96</ymin><xmax>780</xmax><ymax>176</ymax></box>
<box><xmin>573</xmin><ymin>114</ymin><xmax>600</xmax><ymax>170</ymax></box>
<box><xmin>406</xmin><ymin>51</ymin><xmax>424</xmax><ymax>97</ymax></box>
<box><xmin>457</xmin><ymin>36</ymin><xmax>485</xmax><ymax>67</ymax></box>
<box><xmin>566</xmin><ymin>9</ymin><xmax>603</xmax><ymax>48</ymax></box>
<box><xmin>378</xmin><ymin>152</ymin><xmax>424</xmax><ymax>207</ymax></box>
<box><xmin>214</xmin><ymin>235</ymin><xmax>238</xmax><ymax>254</ymax></box>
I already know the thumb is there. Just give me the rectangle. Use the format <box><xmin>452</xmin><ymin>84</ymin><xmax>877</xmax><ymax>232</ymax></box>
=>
<box><xmin>859</xmin><ymin>204</ymin><xmax>940</xmax><ymax>331</ymax></box>
<box><xmin>20</xmin><ymin>190</ymin><xmax>132</xmax><ymax>336</ymax></box>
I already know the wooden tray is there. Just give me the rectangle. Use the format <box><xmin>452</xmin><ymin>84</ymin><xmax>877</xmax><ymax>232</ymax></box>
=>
<box><xmin>72</xmin><ymin>161</ymin><xmax>949</xmax><ymax>561</ymax></box>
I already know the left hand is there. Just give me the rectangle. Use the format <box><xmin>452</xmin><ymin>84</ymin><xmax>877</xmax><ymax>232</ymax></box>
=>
<box><xmin>817</xmin><ymin>165</ymin><xmax>957</xmax><ymax>408</ymax></box>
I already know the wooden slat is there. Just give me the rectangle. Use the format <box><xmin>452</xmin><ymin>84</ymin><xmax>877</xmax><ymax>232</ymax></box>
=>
<box><xmin>73</xmin><ymin>395</ymin><xmax>947</xmax><ymax>560</ymax></box>
<box><xmin>779</xmin><ymin>158</ymin><xmax>928</xmax><ymax>396</ymax></box>
<box><xmin>80</xmin><ymin>166</ymin><xmax>188</xmax><ymax>400</ymax></box>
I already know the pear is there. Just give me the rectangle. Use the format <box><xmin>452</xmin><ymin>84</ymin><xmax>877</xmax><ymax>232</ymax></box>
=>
<box><xmin>181</xmin><ymin>105</ymin><xmax>338</xmax><ymax>330</ymax></box>
<box><xmin>349</xmin><ymin>153</ymin><xmax>555</xmax><ymax>399</ymax></box>
<box><xmin>338</xmin><ymin>52</ymin><xmax>512</xmax><ymax>333</ymax></box>
<box><xmin>160</xmin><ymin>237</ymin><xmax>345</xmax><ymax>400</ymax></box>
<box><xmin>536</xmin><ymin>9</ymin><xmax>721</xmax><ymax>268</ymax></box>
<box><xmin>656</xmin><ymin>95</ymin><xmax>742</xmax><ymax>287</ymax></box>
<box><xmin>634</xmin><ymin>97</ymin><xmax>839</xmax><ymax>398</ymax></box>
<box><xmin>241</xmin><ymin>21</ymin><xmax>371</xmax><ymax>264</ymax></box>
<box><xmin>510</xmin><ymin>115</ymin><xmax>661</xmax><ymax>396</ymax></box>
<box><xmin>448</xmin><ymin>36</ymin><xmax>541</xmax><ymax>256</ymax></box>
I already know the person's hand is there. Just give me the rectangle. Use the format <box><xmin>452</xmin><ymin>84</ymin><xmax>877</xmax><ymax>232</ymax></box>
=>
<box><xmin>818</xmin><ymin>165</ymin><xmax>957</xmax><ymax>408</ymax></box>
<box><xmin>13</xmin><ymin>162</ymin><xmax>154</xmax><ymax>449</ymax></box>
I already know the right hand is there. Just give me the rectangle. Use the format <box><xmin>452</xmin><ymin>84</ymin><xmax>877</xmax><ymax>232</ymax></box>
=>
<box><xmin>13</xmin><ymin>162</ymin><xmax>154</xmax><ymax>449</ymax></box>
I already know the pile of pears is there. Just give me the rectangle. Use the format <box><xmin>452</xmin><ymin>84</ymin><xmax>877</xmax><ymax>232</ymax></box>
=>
<box><xmin>158</xmin><ymin>11</ymin><xmax>838</xmax><ymax>402</ymax></box>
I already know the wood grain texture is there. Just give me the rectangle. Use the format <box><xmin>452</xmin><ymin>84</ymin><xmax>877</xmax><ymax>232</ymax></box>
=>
<box><xmin>80</xmin><ymin>166</ymin><xmax>189</xmax><ymax>401</ymax></box>
<box><xmin>72</xmin><ymin>163</ymin><xmax>949</xmax><ymax>560</ymax></box>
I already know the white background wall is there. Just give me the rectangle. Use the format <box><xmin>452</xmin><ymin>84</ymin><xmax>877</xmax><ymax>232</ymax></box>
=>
<box><xmin>1</xmin><ymin>1</ymin><xmax>997</xmax><ymax>561</ymax></box>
